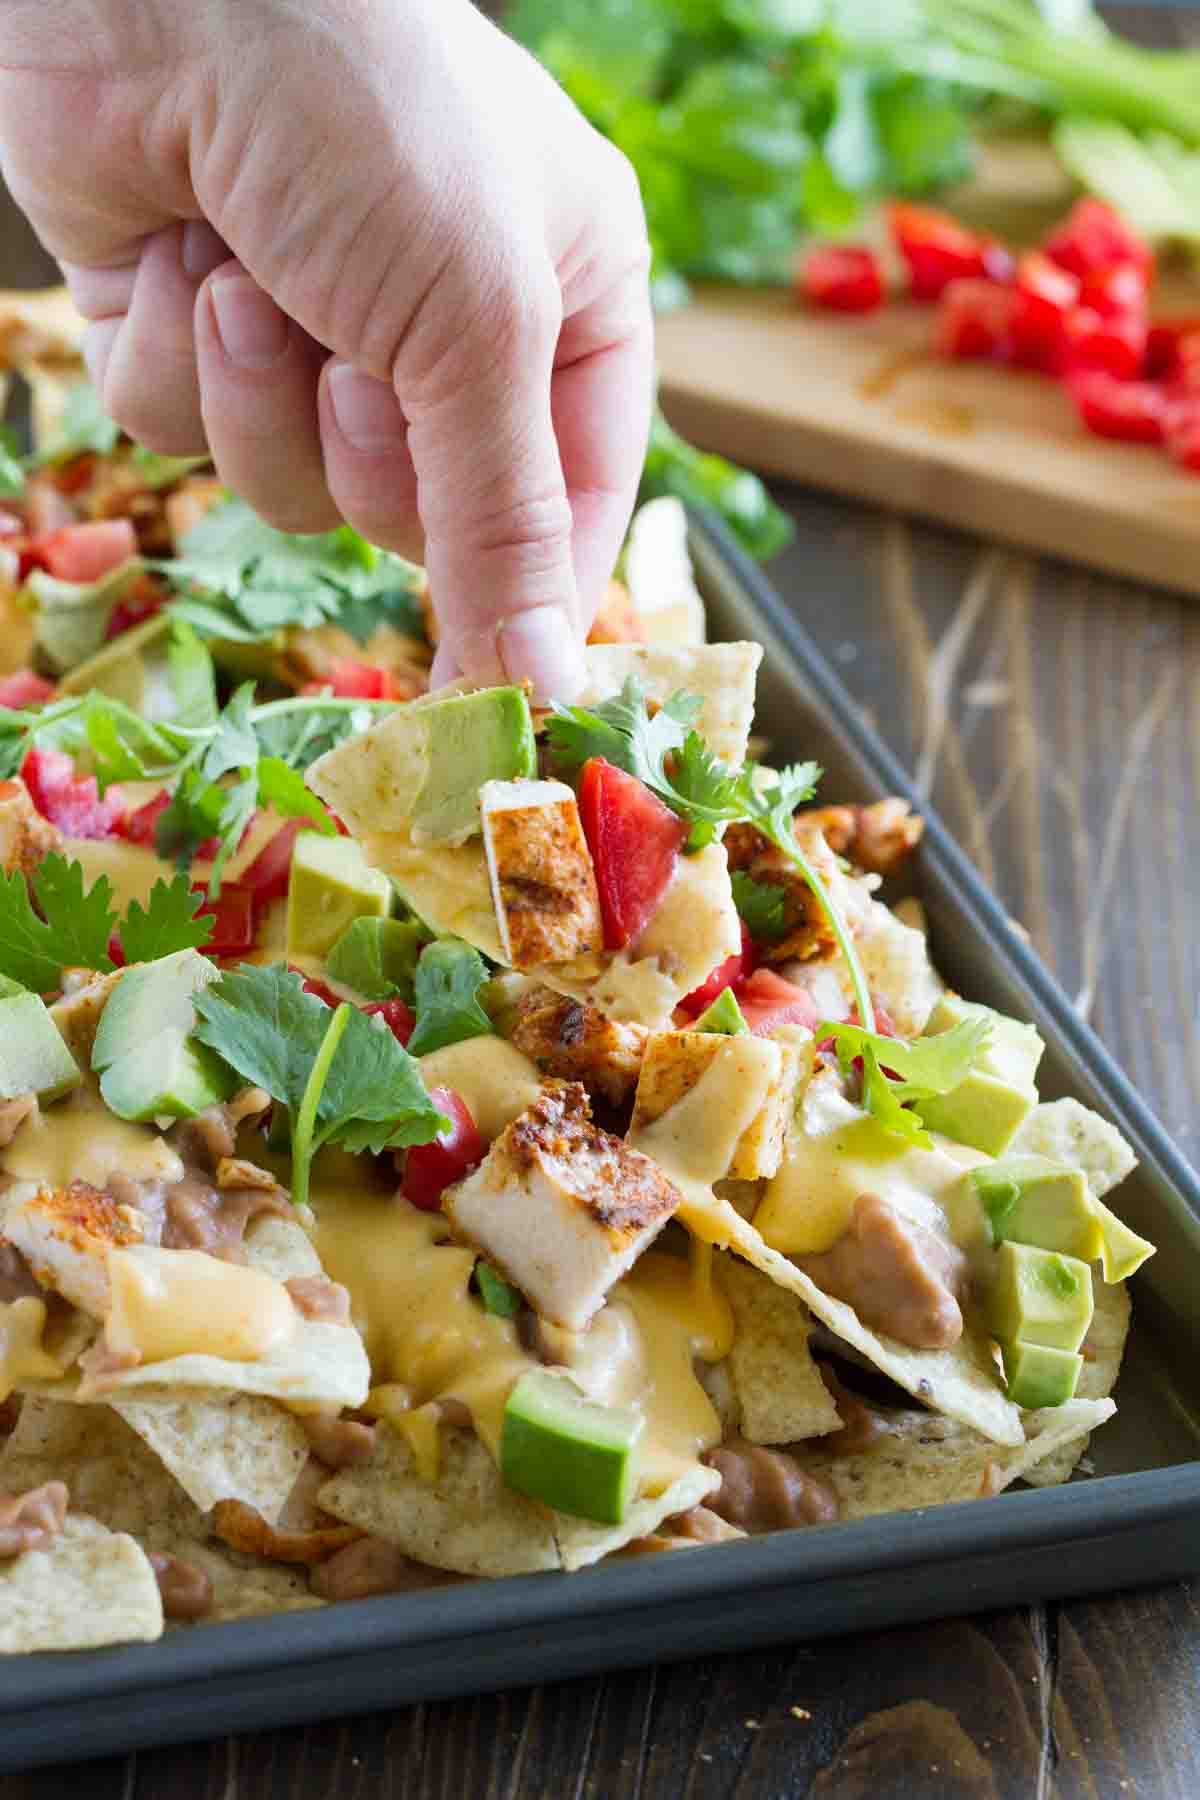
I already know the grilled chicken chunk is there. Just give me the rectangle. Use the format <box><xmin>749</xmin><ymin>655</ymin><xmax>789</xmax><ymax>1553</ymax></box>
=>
<box><xmin>507</xmin><ymin>988</ymin><xmax>648</xmax><ymax>1107</ymax></box>
<box><xmin>2</xmin><ymin>1180</ymin><xmax>144</xmax><ymax>1319</ymax></box>
<box><xmin>629</xmin><ymin>1029</ymin><xmax>801</xmax><ymax>1181</ymax></box>
<box><xmin>443</xmin><ymin>1082</ymin><xmax>682</xmax><ymax>1331</ymax></box>
<box><xmin>480</xmin><ymin>779</ymin><xmax>604</xmax><ymax>969</ymax></box>
<box><xmin>0</xmin><ymin>780</ymin><xmax>62</xmax><ymax>880</ymax></box>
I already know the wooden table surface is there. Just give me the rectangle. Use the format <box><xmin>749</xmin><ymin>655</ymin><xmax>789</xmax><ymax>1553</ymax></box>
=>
<box><xmin>3</xmin><ymin>6</ymin><xmax>1198</xmax><ymax>1795</ymax></box>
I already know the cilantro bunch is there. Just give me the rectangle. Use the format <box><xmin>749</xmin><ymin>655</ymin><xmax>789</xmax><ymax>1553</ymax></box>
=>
<box><xmin>0</xmin><ymin>853</ymin><xmax>213</xmax><ymax>992</ymax></box>
<box><xmin>546</xmin><ymin>674</ymin><xmax>872</xmax><ymax>1029</ymax></box>
<box><xmin>193</xmin><ymin>963</ymin><xmax>447</xmax><ymax>1209</ymax></box>
<box><xmin>817</xmin><ymin>1014</ymin><xmax>992</xmax><ymax>1148</ymax></box>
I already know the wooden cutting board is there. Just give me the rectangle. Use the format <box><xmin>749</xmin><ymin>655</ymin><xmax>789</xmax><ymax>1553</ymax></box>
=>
<box><xmin>656</xmin><ymin>282</ymin><xmax>1200</xmax><ymax>598</ymax></box>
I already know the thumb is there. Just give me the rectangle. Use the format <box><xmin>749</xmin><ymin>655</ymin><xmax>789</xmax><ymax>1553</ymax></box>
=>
<box><xmin>403</xmin><ymin>277</ymin><xmax>587</xmax><ymax>704</ymax></box>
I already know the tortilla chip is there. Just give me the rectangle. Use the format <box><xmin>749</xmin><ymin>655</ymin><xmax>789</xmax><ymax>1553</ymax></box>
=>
<box><xmin>319</xmin><ymin>1422</ymin><xmax>560</xmax><ymax>1578</ymax></box>
<box><xmin>1022</xmin><ymin>1277</ymin><xmax>1131</xmax><ymax>1489</ymax></box>
<box><xmin>839</xmin><ymin>896</ymin><xmax>944</xmax><ymax>1037</ymax></box>
<box><xmin>554</xmin><ymin>1464</ymin><xmax>719</xmax><ymax>1572</ymax></box>
<box><xmin>577</xmin><ymin>641</ymin><xmax>760</xmax><ymax>766</ymax></box>
<box><xmin>0</xmin><ymin>1514</ymin><xmax>163</xmax><ymax>1654</ymax></box>
<box><xmin>180</xmin><ymin>1540</ymin><xmax>323</xmax><ymax>1623</ymax></box>
<box><xmin>0</xmin><ymin>285</ymin><xmax>87</xmax><ymax>371</ymax></box>
<box><xmin>718</xmin><ymin>1255</ymin><xmax>841</xmax><ymax>1445</ymax></box>
<box><xmin>795</xmin><ymin>1397</ymin><xmax>1116</xmax><ymax>1521</ymax></box>
<box><xmin>1012</xmin><ymin>1098</ymin><xmax>1137</xmax><ymax>1199</ymax></box>
<box><xmin>109</xmin><ymin>1389</ymin><xmax>308</xmax><ymax>1521</ymax></box>
<box><xmin>682</xmin><ymin>1191</ymin><xmax>1024</xmax><ymax>1447</ymax></box>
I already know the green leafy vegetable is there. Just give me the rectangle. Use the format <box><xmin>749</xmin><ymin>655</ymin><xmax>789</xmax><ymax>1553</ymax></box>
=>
<box><xmin>406</xmin><ymin>939</ymin><xmax>495</xmax><ymax>1059</ymax></box>
<box><xmin>118</xmin><ymin>875</ymin><xmax>215</xmax><ymax>964</ymax></box>
<box><xmin>730</xmin><ymin>869</ymin><xmax>790</xmax><ymax>944</ymax></box>
<box><xmin>27</xmin><ymin>383</ymin><xmax>121</xmax><ymax>469</ymax></box>
<box><xmin>1054</xmin><ymin>117</ymin><xmax>1200</xmax><ymax>243</ymax></box>
<box><xmin>162</xmin><ymin>497</ymin><xmax>426</xmax><ymax>643</ymax></box>
<box><xmin>192</xmin><ymin>962</ymin><xmax>446</xmax><ymax>1208</ymax></box>
<box><xmin>640</xmin><ymin>409</ymin><xmax>793</xmax><ymax>561</ymax></box>
<box><xmin>474</xmin><ymin>1261</ymin><xmax>522</xmax><ymax>1318</ymax></box>
<box><xmin>0</xmin><ymin>854</ymin><xmax>119</xmax><ymax>990</ymax></box>
<box><xmin>816</xmin><ymin>1013</ymin><xmax>992</xmax><ymax>1147</ymax></box>
<box><xmin>129</xmin><ymin>447</ymin><xmax>211</xmax><ymax>490</ymax></box>
<box><xmin>547</xmin><ymin>677</ymin><xmax>872</xmax><ymax>1025</ymax></box>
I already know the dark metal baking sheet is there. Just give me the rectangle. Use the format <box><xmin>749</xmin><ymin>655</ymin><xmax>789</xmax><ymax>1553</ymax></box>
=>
<box><xmin>2</xmin><ymin>511</ymin><xmax>1198</xmax><ymax>1774</ymax></box>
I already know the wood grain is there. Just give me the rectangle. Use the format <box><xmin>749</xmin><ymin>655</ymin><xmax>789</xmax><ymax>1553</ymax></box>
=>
<box><xmin>3</xmin><ymin>5</ymin><xmax>1199</xmax><ymax>1796</ymax></box>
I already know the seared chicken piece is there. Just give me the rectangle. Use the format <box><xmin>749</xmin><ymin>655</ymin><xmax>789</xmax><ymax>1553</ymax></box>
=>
<box><xmin>48</xmin><ymin>969</ymin><xmax>124</xmax><ymax>1066</ymax></box>
<box><xmin>587</xmin><ymin>577</ymin><xmax>646</xmax><ymax>645</ymax></box>
<box><xmin>630</xmin><ymin>1029</ymin><xmax>800</xmax><ymax>1181</ymax></box>
<box><xmin>2</xmin><ymin>1180</ymin><xmax>144</xmax><ymax>1319</ymax></box>
<box><xmin>724</xmin><ymin>818</ymin><xmax>858</xmax><ymax>966</ymax></box>
<box><xmin>443</xmin><ymin>1082</ymin><xmax>682</xmax><ymax>1331</ymax></box>
<box><xmin>480</xmin><ymin>778</ymin><xmax>604</xmax><ymax>970</ymax></box>
<box><xmin>507</xmin><ymin>987</ymin><xmax>648</xmax><ymax>1108</ymax></box>
<box><xmin>0</xmin><ymin>780</ymin><xmax>63</xmax><ymax>880</ymax></box>
<box><xmin>794</xmin><ymin>797</ymin><xmax>924</xmax><ymax>877</ymax></box>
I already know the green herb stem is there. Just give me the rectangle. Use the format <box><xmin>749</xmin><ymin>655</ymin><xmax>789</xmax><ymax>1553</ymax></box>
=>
<box><xmin>290</xmin><ymin>1000</ymin><xmax>352</xmax><ymax>1211</ymax></box>
<box><xmin>764</xmin><ymin>823</ymin><xmax>875</xmax><ymax>1033</ymax></box>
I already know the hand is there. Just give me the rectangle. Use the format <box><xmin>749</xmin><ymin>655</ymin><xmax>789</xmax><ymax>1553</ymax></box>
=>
<box><xmin>0</xmin><ymin>0</ymin><xmax>653</xmax><ymax>698</ymax></box>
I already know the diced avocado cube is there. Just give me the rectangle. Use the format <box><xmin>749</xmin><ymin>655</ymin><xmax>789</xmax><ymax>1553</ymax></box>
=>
<box><xmin>59</xmin><ymin>613</ymin><xmax>171</xmax><ymax>715</ymax></box>
<box><xmin>970</xmin><ymin>1155</ymin><xmax>1104</xmax><ymax>1261</ymax></box>
<box><xmin>326</xmin><ymin>916</ymin><xmax>426</xmax><ymax>1002</ymax></box>
<box><xmin>99</xmin><ymin>1031</ymin><xmax>236</xmax><ymax>1122</ymax></box>
<box><xmin>988</xmin><ymin>1241</ymin><xmax>1094</xmax><ymax>1353</ymax></box>
<box><xmin>286</xmin><ymin>832</ymin><xmax>393</xmax><ymax>960</ymax></box>
<box><xmin>0</xmin><ymin>991</ymin><xmax>81</xmax><ymax>1104</ymax></box>
<box><xmin>924</xmin><ymin>994</ymin><xmax>1045</xmax><ymax>1088</ymax></box>
<box><xmin>474</xmin><ymin>1261</ymin><xmax>521</xmax><ymax>1318</ymax></box>
<box><xmin>921</xmin><ymin>995</ymin><xmax>1042</xmax><ymax>1155</ymax></box>
<box><xmin>1089</xmin><ymin>1197</ymin><xmax>1155</xmax><ymax>1284</ymax></box>
<box><xmin>91</xmin><ymin>949</ymin><xmax>219</xmax><ymax>1074</ymax></box>
<box><xmin>501</xmin><ymin>1370</ymin><xmax>644</xmax><ymax>1525</ymax></box>
<box><xmin>1000</xmin><ymin>1339</ymin><xmax>1083</xmax><ymax>1409</ymax></box>
<box><xmin>694</xmin><ymin>987</ymin><xmax>749</xmax><ymax>1035</ymax></box>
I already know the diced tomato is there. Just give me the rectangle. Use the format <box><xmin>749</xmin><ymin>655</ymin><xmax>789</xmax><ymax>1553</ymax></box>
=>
<box><xmin>678</xmin><ymin>922</ymin><xmax>756</xmax><ymax>1020</ymax></box>
<box><xmin>114</xmin><ymin>788</ymin><xmax>170</xmax><ymax>848</ymax></box>
<box><xmin>362</xmin><ymin>996</ymin><xmax>416</xmax><ymax>1045</ymax></box>
<box><xmin>23</xmin><ymin>477</ymin><xmax>76</xmax><ymax>539</ymax></box>
<box><xmin>0</xmin><ymin>671</ymin><xmax>55</xmax><ymax>709</ymax></box>
<box><xmin>1059</xmin><ymin>307</ymin><xmax>1147</xmax><ymax>382</ymax></box>
<box><xmin>191</xmin><ymin>882</ymin><xmax>256</xmax><ymax>957</ymax></box>
<box><xmin>1009</xmin><ymin>252</ymin><xmax>1079</xmax><ymax>371</ymax></box>
<box><xmin>1077</xmin><ymin>263</ymin><xmax>1149</xmax><ymax>321</ymax></box>
<box><xmin>400</xmin><ymin>1087</ymin><xmax>485</xmax><ymax>1212</ymax></box>
<box><xmin>300</xmin><ymin>660</ymin><xmax>399</xmax><ymax>701</ymax></box>
<box><xmin>1043</xmin><ymin>198</ymin><xmax>1153</xmax><ymax>282</ymax></box>
<box><xmin>21</xmin><ymin>746</ymin><xmax>125</xmax><ymax>838</ymax></box>
<box><xmin>293</xmin><ymin>969</ymin><xmax>342</xmax><ymax>1007</ymax></box>
<box><xmin>1165</xmin><ymin>395</ymin><xmax>1200</xmax><ymax>472</ymax></box>
<box><xmin>800</xmin><ymin>245</ymin><xmax>884</xmax><ymax>313</ymax></box>
<box><xmin>52</xmin><ymin>453</ymin><xmax>97</xmax><ymax>498</ymax></box>
<box><xmin>1066</xmin><ymin>370</ymin><xmax>1167</xmax><ymax>446</ymax></box>
<box><xmin>933</xmin><ymin>279</ymin><xmax>1016</xmax><ymax>362</ymax></box>
<box><xmin>105</xmin><ymin>573</ymin><xmax>167</xmax><ymax>641</ymax></box>
<box><xmin>577</xmin><ymin>757</ymin><xmax>686</xmax><ymax>951</ymax></box>
<box><xmin>107</xmin><ymin>930</ymin><xmax>126</xmax><ymax>967</ymax></box>
<box><xmin>888</xmin><ymin>202</ymin><xmax>1011</xmax><ymax>302</ymax></box>
<box><xmin>736</xmin><ymin>967</ymin><xmax>820</xmax><ymax>1038</ymax></box>
<box><xmin>1145</xmin><ymin>317</ymin><xmax>1200</xmax><ymax>386</ymax></box>
<box><xmin>37</xmin><ymin>518</ymin><xmax>137</xmax><ymax>585</ymax></box>
<box><xmin>238</xmin><ymin>818</ymin><xmax>304</xmax><ymax>911</ymax></box>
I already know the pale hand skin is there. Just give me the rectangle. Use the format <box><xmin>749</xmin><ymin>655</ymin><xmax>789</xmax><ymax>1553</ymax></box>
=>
<box><xmin>0</xmin><ymin>0</ymin><xmax>655</xmax><ymax>698</ymax></box>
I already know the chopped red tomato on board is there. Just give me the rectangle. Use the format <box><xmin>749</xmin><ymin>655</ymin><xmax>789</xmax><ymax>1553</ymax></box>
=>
<box><xmin>800</xmin><ymin>245</ymin><xmax>884</xmax><ymax>313</ymax></box>
<box><xmin>1077</xmin><ymin>262</ymin><xmax>1149</xmax><ymax>321</ymax></box>
<box><xmin>1146</xmin><ymin>318</ymin><xmax>1200</xmax><ymax>385</ymax></box>
<box><xmin>736</xmin><ymin>967</ymin><xmax>820</xmax><ymax>1038</ymax></box>
<box><xmin>888</xmin><ymin>202</ymin><xmax>1011</xmax><ymax>301</ymax></box>
<box><xmin>362</xmin><ymin>996</ymin><xmax>416</xmax><ymax>1045</ymax></box>
<box><xmin>38</xmin><ymin>518</ymin><xmax>137</xmax><ymax>585</ymax></box>
<box><xmin>577</xmin><ymin>757</ymin><xmax>686</xmax><ymax>951</ymax></box>
<box><xmin>1059</xmin><ymin>306</ymin><xmax>1146</xmax><ymax>382</ymax></box>
<box><xmin>678</xmin><ymin>921</ymin><xmax>756</xmax><ymax>1019</ymax></box>
<box><xmin>1165</xmin><ymin>396</ymin><xmax>1200</xmax><ymax>471</ymax></box>
<box><xmin>1008</xmin><ymin>253</ymin><xmax>1079</xmax><ymax>371</ymax></box>
<box><xmin>400</xmin><ymin>1087</ymin><xmax>485</xmax><ymax>1211</ymax></box>
<box><xmin>932</xmin><ymin>279</ymin><xmax>1016</xmax><ymax>362</ymax></box>
<box><xmin>21</xmin><ymin>746</ymin><xmax>126</xmax><ymax>838</ymax></box>
<box><xmin>300</xmin><ymin>660</ymin><xmax>401</xmax><ymax>701</ymax></box>
<box><xmin>190</xmin><ymin>882</ymin><xmax>256</xmax><ymax>957</ymax></box>
<box><xmin>1043</xmin><ymin>198</ymin><xmax>1153</xmax><ymax>282</ymax></box>
<box><xmin>1066</xmin><ymin>371</ymin><xmax>1167</xmax><ymax>445</ymax></box>
<box><xmin>0</xmin><ymin>671</ymin><xmax>55</xmax><ymax>709</ymax></box>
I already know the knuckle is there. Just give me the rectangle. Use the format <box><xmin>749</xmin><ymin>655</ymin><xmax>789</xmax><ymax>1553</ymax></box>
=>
<box><xmin>465</xmin><ymin>489</ymin><xmax>574</xmax><ymax>570</ymax></box>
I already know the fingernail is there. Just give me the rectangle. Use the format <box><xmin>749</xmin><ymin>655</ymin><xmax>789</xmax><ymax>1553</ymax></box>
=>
<box><xmin>327</xmin><ymin>362</ymin><xmax>407</xmax><ymax>453</ymax></box>
<box><xmin>209</xmin><ymin>273</ymin><xmax>289</xmax><ymax>369</ymax></box>
<box><xmin>498</xmin><ymin>606</ymin><xmax>585</xmax><ymax>703</ymax></box>
<box><xmin>181</xmin><ymin>220</ymin><xmax>227</xmax><ymax>280</ymax></box>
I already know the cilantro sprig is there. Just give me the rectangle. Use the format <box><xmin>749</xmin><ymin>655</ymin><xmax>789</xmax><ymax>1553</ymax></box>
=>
<box><xmin>406</xmin><ymin>939</ymin><xmax>494</xmax><ymax>1059</ymax></box>
<box><xmin>192</xmin><ymin>962</ymin><xmax>447</xmax><ymax>1209</ymax></box>
<box><xmin>817</xmin><ymin>1016</ymin><xmax>992</xmax><ymax>1149</ymax></box>
<box><xmin>730</xmin><ymin>870</ymin><xmax>789</xmax><ymax>945</ymax></box>
<box><xmin>0</xmin><ymin>853</ymin><xmax>213</xmax><ymax>991</ymax></box>
<box><xmin>546</xmin><ymin>676</ymin><xmax>873</xmax><ymax>1028</ymax></box>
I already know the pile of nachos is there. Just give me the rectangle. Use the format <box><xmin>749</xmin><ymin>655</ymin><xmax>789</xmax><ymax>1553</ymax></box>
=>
<box><xmin>0</xmin><ymin>291</ymin><xmax>1153</xmax><ymax>1653</ymax></box>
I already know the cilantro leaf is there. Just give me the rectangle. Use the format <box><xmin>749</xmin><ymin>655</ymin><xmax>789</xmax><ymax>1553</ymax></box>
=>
<box><xmin>816</xmin><ymin>1015</ymin><xmax>993</xmax><ymax>1148</ymax></box>
<box><xmin>193</xmin><ymin>963</ymin><xmax>445</xmax><ymax>1208</ymax></box>
<box><xmin>28</xmin><ymin>383</ymin><xmax>121</xmax><ymax>468</ymax></box>
<box><xmin>546</xmin><ymin>676</ymin><xmax>699</xmax><ymax>794</ymax></box>
<box><xmin>120</xmin><ymin>875</ymin><xmax>214</xmax><ymax>964</ymax></box>
<box><xmin>730</xmin><ymin>870</ymin><xmax>789</xmax><ymax>944</ymax></box>
<box><xmin>166</xmin><ymin>622</ymin><xmax>218</xmax><ymax>730</ymax></box>
<box><xmin>406</xmin><ymin>939</ymin><xmax>494</xmax><ymax>1059</ymax></box>
<box><xmin>0</xmin><ymin>854</ymin><xmax>117</xmax><ymax>990</ymax></box>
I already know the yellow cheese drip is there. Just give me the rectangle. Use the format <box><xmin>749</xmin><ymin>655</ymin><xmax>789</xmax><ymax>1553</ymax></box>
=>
<box><xmin>1</xmin><ymin>1085</ymin><xmax>184</xmax><ymax>1191</ymax></box>
<box><xmin>0</xmin><ymin>1297</ymin><xmax>66</xmax><ymax>1401</ymax></box>
<box><xmin>105</xmin><ymin>1246</ymin><xmax>297</xmax><ymax>1365</ymax></box>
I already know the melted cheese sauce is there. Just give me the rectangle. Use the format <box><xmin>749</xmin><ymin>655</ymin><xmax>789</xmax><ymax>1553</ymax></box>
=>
<box><xmin>0</xmin><ymin>1084</ymin><xmax>184</xmax><ymax>1190</ymax></box>
<box><xmin>755</xmin><ymin>1077</ymin><xmax>990</xmax><ymax>1255</ymax></box>
<box><xmin>0</xmin><ymin>1296</ymin><xmax>67</xmax><ymax>1400</ymax></box>
<box><xmin>105</xmin><ymin>1245</ymin><xmax>296</xmax><ymax>1365</ymax></box>
<box><xmin>417</xmin><ymin>1038</ymin><xmax>542</xmax><ymax>1142</ymax></box>
<box><xmin>629</xmin><ymin>1038</ymin><xmax>779</xmax><ymax>1193</ymax></box>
